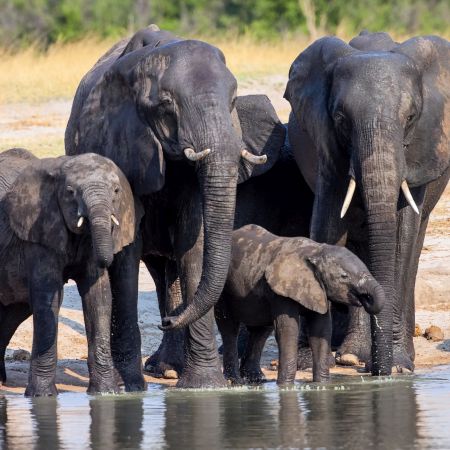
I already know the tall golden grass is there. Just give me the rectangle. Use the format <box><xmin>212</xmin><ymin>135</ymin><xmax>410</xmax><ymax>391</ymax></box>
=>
<box><xmin>0</xmin><ymin>36</ymin><xmax>312</xmax><ymax>104</ymax></box>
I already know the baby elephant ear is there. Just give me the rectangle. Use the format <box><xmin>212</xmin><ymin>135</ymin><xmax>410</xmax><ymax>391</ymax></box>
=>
<box><xmin>4</xmin><ymin>160</ymin><xmax>68</xmax><ymax>254</ymax></box>
<box><xmin>264</xmin><ymin>244</ymin><xmax>328</xmax><ymax>314</ymax></box>
<box><xmin>111</xmin><ymin>168</ymin><xmax>143</xmax><ymax>254</ymax></box>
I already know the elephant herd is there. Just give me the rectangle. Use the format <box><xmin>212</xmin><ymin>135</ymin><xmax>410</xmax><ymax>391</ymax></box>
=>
<box><xmin>0</xmin><ymin>25</ymin><xmax>448</xmax><ymax>396</ymax></box>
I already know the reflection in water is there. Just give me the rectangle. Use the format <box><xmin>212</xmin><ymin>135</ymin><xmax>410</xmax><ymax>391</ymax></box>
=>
<box><xmin>0</xmin><ymin>368</ymin><xmax>450</xmax><ymax>449</ymax></box>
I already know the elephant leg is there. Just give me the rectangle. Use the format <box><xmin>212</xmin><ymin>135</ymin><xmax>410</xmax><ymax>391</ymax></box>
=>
<box><xmin>0</xmin><ymin>303</ymin><xmax>32</xmax><ymax>384</ymax></box>
<box><xmin>173</xmin><ymin>194</ymin><xmax>226</xmax><ymax>389</ymax></box>
<box><xmin>240</xmin><ymin>326</ymin><xmax>272</xmax><ymax>384</ymax></box>
<box><xmin>76</xmin><ymin>264</ymin><xmax>119</xmax><ymax>394</ymax></box>
<box><xmin>215</xmin><ymin>312</ymin><xmax>242</xmax><ymax>384</ymax></box>
<box><xmin>272</xmin><ymin>300</ymin><xmax>300</xmax><ymax>386</ymax></box>
<box><xmin>109</xmin><ymin>237</ymin><xmax>146</xmax><ymax>392</ymax></box>
<box><xmin>144</xmin><ymin>256</ymin><xmax>185</xmax><ymax>378</ymax></box>
<box><xmin>335</xmin><ymin>240</ymin><xmax>372</xmax><ymax>366</ymax></box>
<box><xmin>25</xmin><ymin>268</ymin><xmax>63</xmax><ymax>397</ymax></box>
<box><xmin>305</xmin><ymin>310</ymin><xmax>331</xmax><ymax>382</ymax></box>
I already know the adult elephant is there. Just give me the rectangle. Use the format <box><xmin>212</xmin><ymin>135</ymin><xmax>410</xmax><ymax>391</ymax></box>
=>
<box><xmin>66</xmin><ymin>25</ymin><xmax>285</xmax><ymax>388</ymax></box>
<box><xmin>284</xmin><ymin>31</ymin><xmax>450</xmax><ymax>375</ymax></box>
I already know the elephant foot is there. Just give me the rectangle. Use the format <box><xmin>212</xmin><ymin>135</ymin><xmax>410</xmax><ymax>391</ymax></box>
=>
<box><xmin>336</xmin><ymin>332</ymin><xmax>370</xmax><ymax>366</ymax></box>
<box><xmin>176</xmin><ymin>365</ymin><xmax>227</xmax><ymax>389</ymax></box>
<box><xmin>392</xmin><ymin>347</ymin><xmax>415</xmax><ymax>374</ymax></box>
<box><xmin>113</xmin><ymin>357</ymin><xmax>147</xmax><ymax>392</ymax></box>
<box><xmin>87</xmin><ymin>378</ymin><xmax>120</xmax><ymax>395</ymax></box>
<box><xmin>25</xmin><ymin>381</ymin><xmax>58</xmax><ymax>397</ymax></box>
<box><xmin>297</xmin><ymin>347</ymin><xmax>335</xmax><ymax>370</ymax></box>
<box><xmin>144</xmin><ymin>331</ymin><xmax>184</xmax><ymax>380</ymax></box>
<box><xmin>240</xmin><ymin>364</ymin><xmax>266</xmax><ymax>384</ymax></box>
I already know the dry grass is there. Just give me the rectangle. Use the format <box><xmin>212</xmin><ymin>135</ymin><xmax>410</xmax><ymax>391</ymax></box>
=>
<box><xmin>0</xmin><ymin>36</ymin><xmax>311</xmax><ymax>104</ymax></box>
<box><xmin>0</xmin><ymin>38</ymin><xmax>116</xmax><ymax>104</ymax></box>
<box><xmin>0</xmin><ymin>135</ymin><xmax>64</xmax><ymax>158</ymax></box>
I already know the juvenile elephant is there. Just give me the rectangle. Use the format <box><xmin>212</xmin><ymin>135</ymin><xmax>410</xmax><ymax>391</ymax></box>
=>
<box><xmin>0</xmin><ymin>148</ymin><xmax>138</xmax><ymax>396</ymax></box>
<box><xmin>284</xmin><ymin>31</ymin><xmax>450</xmax><ymax>375</ymax></box>
<box><xmin>216</xmin><ymin>225</ymin><xmax>384</xmax><ymax>385</ymax></box>
<box><xmin>66</xmin><ymin>24</ymin><xmax>285</xmax><ymax>388</ymax></box>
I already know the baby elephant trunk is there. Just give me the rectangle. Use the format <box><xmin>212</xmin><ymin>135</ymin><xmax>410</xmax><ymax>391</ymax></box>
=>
<box><xmin>358</xmin><ymin>279</ymin><xmax>385</xmax><ymax>315</ymax></box>
<box><xmin>83</xmin><ymin>190</ymin><xmax>115</xmax><ymax>269</ymax></box>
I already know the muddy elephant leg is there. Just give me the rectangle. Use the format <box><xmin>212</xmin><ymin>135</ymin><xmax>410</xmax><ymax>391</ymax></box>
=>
<box><xmin>25</xmin><ymin>263</ymin><xmax>63</xmax><ymax>397</ymax></box>
<box><xmin>239</xmin><ymin>326</ymin><xmax>273</xmax><ymax>383</ymax></box>
<box><xmin>215</xmin><ymin>312</ymin><xmax>241</xmax><ymax>384</ymax></box>
<box><xmin>272</xmin><ymin>299</ymin><xmax>300</xmax><ymax>386</ymax></box>
<box><xmin>305</xmin><ymin>310</ymin><xmax>332</xmax><ymax>382</ymax></box>
<box><xmin>76</xmin><ymin>263</ymin><xmax>119</xmax><ymax>394</ymax></box>
<box><xmin>144</xmin><ymin>256</ymin><xmax>185</xmax><ymax>378</ymax></box>
<box><xmin>0</xmin><ymin>303</ymin><xmax>32</xmax><ymax>384</ymax></box>
<box><xmin>333</xmin><ymin>239</ymin><xmax>371</xmax><ymax>367</ymax></box>
<box><xmin>109</xmin><ymin>237</ymin><xmax>146</xmax><ymax>392</ymax></box>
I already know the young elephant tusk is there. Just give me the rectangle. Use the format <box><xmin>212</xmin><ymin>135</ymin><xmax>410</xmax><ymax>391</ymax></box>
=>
<box><xmin>111</xmin><ymin>215</ymin><xmax>120</xmax><ymax>226</ymax></box>
<box><xmin>77</xmin><ymin>216</ymin><xmax>84</xmax><ymax>228</ymax></box>
<box><xmin>184</xmin><ymin>148</ymin><xmax>211</xmax><ymax>161</ymax></box>
<box><xmin>340</xmin><ymin>178</ymin><xmax>356</xmax><ymax>218</ymax></box>
<box><xmin>241</xmin><ymin>149</ymin><xmax>267</xmax><ymax>165</ymax></box>
<box><xmin>401</xmin><ymin>180</ymin><xmax>419</xmax><ymax>215</ymax></box>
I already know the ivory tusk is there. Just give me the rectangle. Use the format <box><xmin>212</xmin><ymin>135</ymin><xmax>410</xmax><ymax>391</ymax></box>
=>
<box><xmin>111</xmin><ymin>215</ymin><xmax>120</xmax><ymax>226</ymax></box>
<box><xmin>184</xmin><ymin>148</ymin><xmax>211</xmax><ymax>162</ymax></box>
<box><xmin>401</xmin><ymin>180</ymin><xmax>419</xmax><ymax>214</ymax></box>
<box><xmin>241</xmin><ymin>149</ymin><xmax>267</xmax><ymax>165</ymax></box>
<box><xmin>340</xmin><ymin>178</ymin><xmax>356</xmax><ymax>219</ymax></box>
<box><xmin>77</xmin><ymin>216</ymin><xmax>84</xmax><ymax>228</ymax></box>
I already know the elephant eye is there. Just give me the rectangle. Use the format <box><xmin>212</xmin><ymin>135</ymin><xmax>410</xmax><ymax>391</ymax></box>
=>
<box><xmin>114</xmin><ymin>186</ymin><xmax>120</xmax><ymax>194</ymax></box>
<box><xmin>407</xmin><ymin>115</ymin><xmax>414</xmax><ymax>122</ymax></box>
<box><xmin>66</xmin><ymin>185</ymin><xmax>75</xmax><ymax>196</ymax></box>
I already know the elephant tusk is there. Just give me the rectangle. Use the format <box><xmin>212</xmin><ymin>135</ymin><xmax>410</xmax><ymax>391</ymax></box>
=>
<box><xmin>401</xmin><ymin>180</ymin><xmax>419</xmax><ymax>215</ymax></box>
<box><xmin>77</xmin><ymin>216</ymin><xmax>84</xmax><ymax>228</ymax></box>
<box><xmin>340</xmin><ymin>178</ymin><xmax>356</xmax><ymax>219</ymax></box>
<box><xmin>111</xmin><ymin>215</ymin><xmax>120</xmax><ymax>226</ymax></box>
<box><xmin>184</xmin><ymin>148</ymin><xmax>211</xmax><ymax>162</ymax></box>
<box><xmin>241</xmin><ymin>149</ymin><xmax>267</xmax><ymax>165</ymax></box>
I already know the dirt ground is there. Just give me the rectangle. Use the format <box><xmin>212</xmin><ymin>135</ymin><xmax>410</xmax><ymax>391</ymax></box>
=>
<box><xmin>0</xmin><ymin>76</ymin><xmax>448</xmax><ymax>395</ymax></box>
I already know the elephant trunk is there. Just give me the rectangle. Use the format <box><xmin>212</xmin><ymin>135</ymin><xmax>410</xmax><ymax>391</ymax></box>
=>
<box><xmin>169</xmin><ymin>160</ymin><xmax>238</xmax><ymax>328</ymax></box>
<box><xmin>353</xmin><ymin>121</ymin><xmax>404</xmax><ymax>376</ymax></box>
<box><xmin>358</xmin><ymin>278</ymin><xmax>385</xmax><ymax>315</ymax></box>
<box><xmin>83</xmin><ymin>187</ymin><xmax>115</xmax><ymax>268</ymax></box>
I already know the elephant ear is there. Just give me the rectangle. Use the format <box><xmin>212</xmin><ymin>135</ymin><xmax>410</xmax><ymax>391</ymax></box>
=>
<box><xmin>232</xmin><ymin>95</ymin><xmax>286</xmax><ymax>181</ymax></box>
<box><xmin>119</xmin><ymin>25</ymin><xmax>178</xmax><ymax>56</ymax></box>
<box><xmin>75</xmin><ymin>49</ymin><xmax>166</xmax><ymax>197</ymax></box>
<box><xmin>284</xmin><ymin>37</ymin><xmax>356</xmax><ymax>151</ymax></box>
<box><xmin>264</xmin><ymin>243</ymin><xmax>328</xmax><ymax>314</ymax></box>
<box><xmin>111</xmin><ymin>168</ymin><xmax>144</xmax><ymax>254</ymax></box>
<box><xmin>4</xmin><ymin>159</ymin><xmax>68</xmax><ymax>254</ymax></box>
<box><xmin>349</xmin><ymin>30</ymin><xmax>397</xmax><ymax>51</ymax></box>
<box><xmin>394</xmin><ymin>36</ymin><xmax>450</xmax><ymax>185</ymax></box>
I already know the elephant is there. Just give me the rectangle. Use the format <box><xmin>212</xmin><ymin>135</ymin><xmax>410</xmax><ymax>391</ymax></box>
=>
<box><xmin>284</xmin><ymin>31</ymin><xmax>450</xmax><ymax>375</ymax></box>
<box><xmin>65</xmin><ymin>24</ymin><xmax>286</xmax><ymax>388</ymax></box>
<box><xmin>0</xmin><ymin>148</ymin><xmax>138</xmax><ymax>396</ymax></box>
<box><xmin>215</xmin><ymin>224</ymin><xmax>384</xmax><ymax>385</ymax></box>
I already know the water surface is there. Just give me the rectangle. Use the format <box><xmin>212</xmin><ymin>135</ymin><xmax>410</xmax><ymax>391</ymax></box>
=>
<box><xmin>1</xmin><ymin>366</ymin><xmax>450</xmax><ymax>449</ymax></box>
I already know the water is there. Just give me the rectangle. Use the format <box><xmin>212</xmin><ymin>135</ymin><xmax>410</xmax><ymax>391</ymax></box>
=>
<box><xmin>1</xmin><ymin>366</ymin><xmax>450</xmax><ymax>450</ymax></box>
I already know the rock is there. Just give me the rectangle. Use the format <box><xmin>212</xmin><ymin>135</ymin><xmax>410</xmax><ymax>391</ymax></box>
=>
<box><xmin>269</xmin><ymin>359</ymin><xmax>278</xmax><ymax>371</ymax></box>
<box><xmin>163</xmin><ymin>369</ymin><xmax>178</xmax><ymax>379</ymax></box>
<box><xmin>335</xmin><ymin>353</ymin><xmax>359</xmax><ymax>366</ymax></box>
<box><xmin>414</xmin><ymin>324</ymin><xmax>423</xmax><ymax>337</ymax></box>
<box><xmin>424</xmin><ymin>325</ymin><xmax>444</xmax><ymax>342</ymax></box>
<box><xmin>12</xmin><ymin>349</ymin><xmax>31</xmax><ymax>361</ymax></box>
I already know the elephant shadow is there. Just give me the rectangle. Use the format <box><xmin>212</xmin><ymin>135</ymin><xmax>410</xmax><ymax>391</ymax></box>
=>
<box><xmin>437</xmin><ymin>340</ymin><xmax>450</xmax><ymax>352</ymax></box>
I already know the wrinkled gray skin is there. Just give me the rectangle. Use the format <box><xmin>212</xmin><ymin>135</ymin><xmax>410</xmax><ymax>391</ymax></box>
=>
<box><xmin>216</xmin><ymin>225</ymin><xmax>384</xmax><ymax>385</ymax></box>
<box><xmin>285</xmin><ymin>31</ymin><xmax>450</xmax><ymax>375</ymax></box>
<box><xmin>0</xmin><ymin>148</ymin><xmax>137</xmax><ymax>396</ymax></box>
<box><xmin>65</xmin><ymin>25</ymin><xmax>285</xmax><ymax>388</ymax></box>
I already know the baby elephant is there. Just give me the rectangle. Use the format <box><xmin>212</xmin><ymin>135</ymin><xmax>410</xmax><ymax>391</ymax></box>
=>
<box><xmin>0</xmin><ymin>148</ymin><xmax>139</xmax><ymax>396</ymax></box>
<box><xmin>216</xmin><ymin>224</ymin><xmax>384</xmax><ymax>385</ymax></box>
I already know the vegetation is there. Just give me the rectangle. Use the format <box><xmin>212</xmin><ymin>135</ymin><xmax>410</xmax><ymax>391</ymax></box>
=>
<box><xmin>0</xmin><ymin>0</ymin><xmax>449</xmax><ymax>48</ymax></box>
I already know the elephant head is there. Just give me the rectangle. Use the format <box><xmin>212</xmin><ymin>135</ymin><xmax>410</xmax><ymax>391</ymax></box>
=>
<box><xmin>68</xmin><ymin>27</ymin><xmax>285</xmax><ymax>328</ymax></box>
<box><xmin>4</xmin><ymin>153</ymin><xmax>137</xmax><ymax>268</ymax></box>
<box><xmin>265</xmin><ymin>239</ymin><xmax>384</xmax><ymax>316</ymax></box>
<box><xmin>284</xmin><ymin>33</ymin><xmax>450</xmax><ymax>374</ymax></box>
